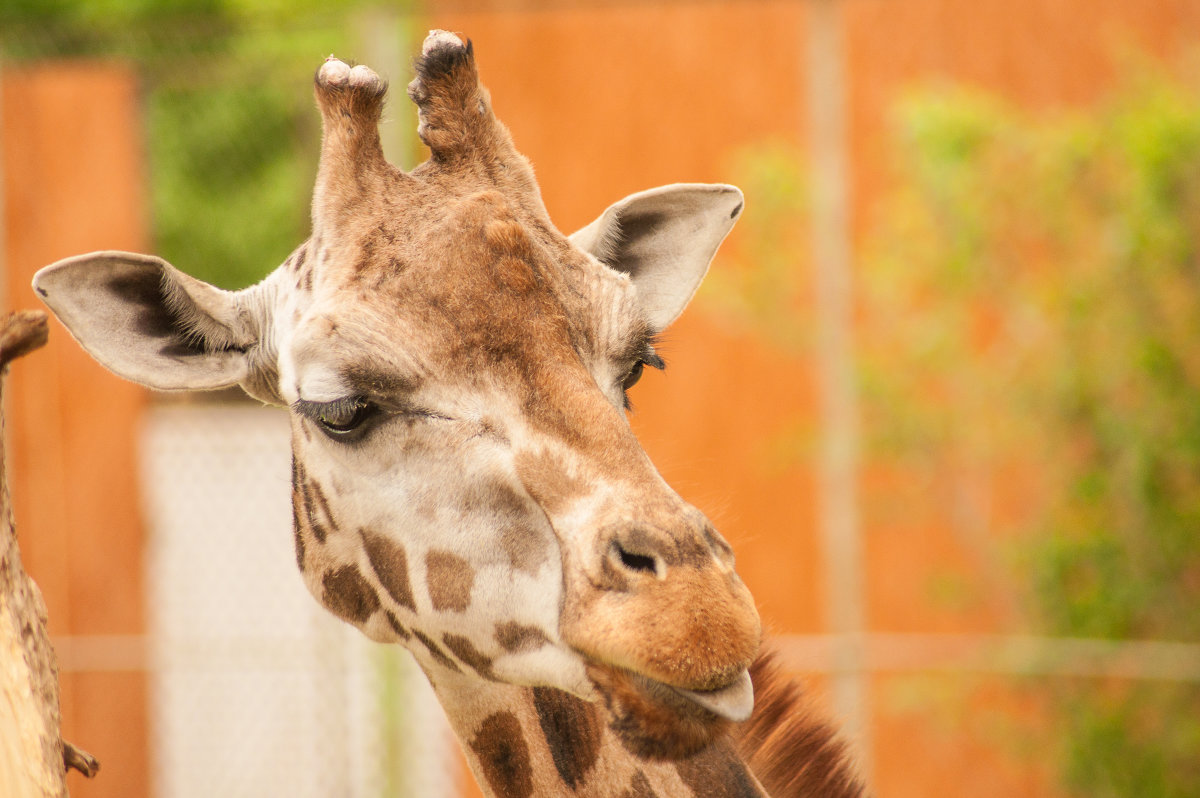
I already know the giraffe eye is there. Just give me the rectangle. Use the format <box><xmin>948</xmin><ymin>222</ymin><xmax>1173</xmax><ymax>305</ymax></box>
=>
<box><xmin>295</xmin><ymin>397</ymin><xmax>376</xmax><ymax>440</ymax></box>
<box><xmin>318</xmin><ymin>403</ymin><xmax>372</xmax><ymax>435</ymax></box>
<box><xmin>622</xmin><ymin>360</ymin><xmax>646</xmax><ymax>391</ymax></box>
<box><xmin>621</xmin><ymin>351</ymin><xmax>665</xmax><ymax>394</ymax></box>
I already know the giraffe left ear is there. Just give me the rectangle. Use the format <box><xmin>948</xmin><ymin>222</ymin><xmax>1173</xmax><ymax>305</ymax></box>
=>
<box><xmin>33</xmin><ymin>251</ymin><xmax>280</xmax><ymax>403</ymax></box>
<box><xmin>569</xmin><ymin>183</ymin><xmax>744</xmax><ymax>330</ymax></box>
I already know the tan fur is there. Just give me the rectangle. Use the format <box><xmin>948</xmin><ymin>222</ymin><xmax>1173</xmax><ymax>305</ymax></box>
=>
<box><xmin>299</xmin><ymin>34</ymin><xmax>830</xmax><ymax>795</ymax></box>
<box><xmin>34</xmin><ymin>30</ymin><xmax>866</xmax><ymax>798</ymax></box>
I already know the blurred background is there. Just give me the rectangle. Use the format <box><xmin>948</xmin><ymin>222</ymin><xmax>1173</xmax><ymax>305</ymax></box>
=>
<box><xmin>3</xmin><ymin>1</ymin><xmax>1200</xmax><ymax>796</ymax></box>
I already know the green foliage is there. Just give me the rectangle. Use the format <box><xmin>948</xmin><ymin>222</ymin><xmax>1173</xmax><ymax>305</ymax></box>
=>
<box><xmin>874</xmin><ymin>73</ymin><xmax>1200</xmax><ymax>634</ymax></box>
<box><xmin>702</xmin><ymin>141</ymin><xmax>811</xmax><ymax>353</ymax></box>
<box><xmin>719</xmin><ymin>65</ymin><xmax>1200</xmax><ymax>797</ymax></box>
<box><xmin>1</xmin><ymin>0</ymin><xmax>420</xmax><ymax>289</ymax></box>
<box><xmin>147</xmin><ymin>82</ymin><xmax>314</xmax><ymax>288</ymax></box>
<box><xmin>869</xmin><ymin>71</ymin><xmax>1200</xmax><ymax>797</ymax></box>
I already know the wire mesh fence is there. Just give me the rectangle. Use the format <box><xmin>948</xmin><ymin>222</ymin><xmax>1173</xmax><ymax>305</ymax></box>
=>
<box><xmin>141</xmin><ymin>401</ymin><xmax>460</xmax><ymax>798</ymax></box>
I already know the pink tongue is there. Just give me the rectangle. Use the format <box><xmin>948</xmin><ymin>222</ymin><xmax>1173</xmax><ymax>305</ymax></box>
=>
<box><xmin>674</xmin><ymin>670</ymin><xmax>754</xmax><ymax>722</ymax></box>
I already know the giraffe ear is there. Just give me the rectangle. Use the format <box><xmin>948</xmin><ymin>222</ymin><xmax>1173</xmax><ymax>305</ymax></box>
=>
<box><xmin>32</xmin><ymin>251</ymin><xmax>279</xmax><ymax>402</ymax></box>
<box><xmin>569</xmin><ymin>183</ymin><xmax>744</xmax><ymax>330</ymax></box>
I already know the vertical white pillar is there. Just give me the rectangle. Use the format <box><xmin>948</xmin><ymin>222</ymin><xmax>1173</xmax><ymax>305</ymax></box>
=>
<box><xmin>806</xmin><ymin>0</ymin><xmax>872</xmax><ymax>780</ymax></box>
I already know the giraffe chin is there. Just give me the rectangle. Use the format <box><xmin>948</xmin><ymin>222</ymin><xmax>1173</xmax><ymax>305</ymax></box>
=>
<box><xmin>586</xmin><ymin>662</ymin><xmax>752</xmax><ymax>760</ymax></box>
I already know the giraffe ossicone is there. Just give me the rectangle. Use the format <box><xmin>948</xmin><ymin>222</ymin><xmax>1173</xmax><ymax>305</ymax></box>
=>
<box><xmin>34</xmin><ymin>30</ymin><xmax>864</xmax><ymax>797</ymax></box>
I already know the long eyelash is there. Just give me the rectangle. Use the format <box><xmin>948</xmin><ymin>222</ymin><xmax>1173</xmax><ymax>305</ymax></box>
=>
<box><xmin>629</xmin><ymin>330</ymin><xmax>665</xmax><ymax>370</ymax></box>
<box><xmin>645</xmin><ymin>330</ymin><xmax>667</xmax><ymax>367</ymax></box>
<box><xmin>292</xmin><ymin>396</ymin><xmax>365</xmax><ymax>422</ymax></box>
<box><xmin>623</xmin><ymin>334</ymin><xmax>666</xmax><ymax>413</ymax></box>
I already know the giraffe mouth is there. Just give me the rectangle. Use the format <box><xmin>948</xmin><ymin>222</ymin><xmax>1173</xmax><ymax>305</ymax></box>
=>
<box><xmin>586</xmin><ymin>662</ymin><xmax>755</xmax><ymax>759</ymax></box>
<box><xmin>664</xmin><ymin>669</ymin><xmax>754</xmax><ymax>721</ymax></box>
<box><xmin>621</xmin><ymin>668</ymin><xmax>754</xmax><ymax>724</ymax></box>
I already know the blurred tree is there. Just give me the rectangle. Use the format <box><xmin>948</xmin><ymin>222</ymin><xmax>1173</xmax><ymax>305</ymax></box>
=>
<box><xmin>716</xmin><ymin>63</ymin><xmax>1200</xmax><ymax>798</ymax></box>
<box><xmin>0</xmin><ymin>0</ymin><xmax>419</xmax><ymax>289</ymax></box>
<box><xmin>864</xmin><ymin>72</ymin><xmax>1200</xmax><ymax>796</ymax></box>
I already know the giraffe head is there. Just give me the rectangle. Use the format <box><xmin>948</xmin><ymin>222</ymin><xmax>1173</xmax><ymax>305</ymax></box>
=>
<box><xmin>33</xmin><ymin>32</ymin><xmax>759</xmax><ymax>758</ymax></box>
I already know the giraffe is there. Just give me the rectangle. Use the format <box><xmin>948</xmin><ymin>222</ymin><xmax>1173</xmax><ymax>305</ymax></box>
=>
<box><xmin>32</xmin><ymin>31</ymin><xmax>864</xmax><ymax>797</ymax></box>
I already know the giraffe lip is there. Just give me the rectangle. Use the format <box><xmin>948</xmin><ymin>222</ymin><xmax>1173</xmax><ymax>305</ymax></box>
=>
<box><xmin>667</xmin><ymin>669</ymin><xmax>754</xmax><ymax>722</ymax></box>
<box><xmin>586</xmin><ymin>662</ymin><xmax>753</xmax><ymax>758</ymax></box>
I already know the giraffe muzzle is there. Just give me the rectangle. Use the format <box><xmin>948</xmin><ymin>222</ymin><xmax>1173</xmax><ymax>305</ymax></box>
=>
<box><xmin>564</xmin><ymin>519</ymin><xmax>762</xmax><ymax>699</ymax></box>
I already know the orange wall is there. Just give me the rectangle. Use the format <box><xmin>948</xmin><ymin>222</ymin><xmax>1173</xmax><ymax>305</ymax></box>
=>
<box><xmin>2</xmin><ymin>63</ymin><xmax>149</xmax><ymax>798</ymax></box>
<box><xmin>431</xmin><ymin>3</ymin><xmax>1200</xmax><ymax>795</ymax></box>
<box><xmin>5</xmin><ymin>3</ymin><xmax>1200</xmax><ymax>795</ymax></box>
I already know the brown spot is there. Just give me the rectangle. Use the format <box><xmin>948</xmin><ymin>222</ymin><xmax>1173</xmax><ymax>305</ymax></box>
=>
<box><xmin>532</xmin><ymin>686</ymin><xmax>602</xmax><ymax>789</ymax></box>
<box><xmin>301</xmin><ymin>487</ymin><xmax>327</xmax><ymax>542</ymax></box>
<box><xmin>355</xmin><ymin>238</ymin><xmax>377</xmax><ymax>274</ymax></box>
<box><xmin>412</xmin><ymin>629</ymin><xmax>461</xmax><ymax>673</ymax></box>
<box><xmin>485</xmin><ymin>217</ymin><xmax>536</xmax><ymax>259</ymax></box>
<box><xmin>442</xmin><ymin>634</ymin><xmax>496</xmax><ymax>680</ymax></box>
<box><xmin>623</xmin><ymin>773</ymin><xmax>659</xmax><ymax>798</ymax></box>
<box><xmin>322</xmin><ymin>566</ymin><xmax>380</xmax><ymax>625</ymax></box>
<box><xmin>674</xmin><ymin>741</ymin><xmax>762</xmax><ymax>798</ymax></box>
<box><xmin>513</xmin><ymin>449</ymin><xmax>592</xmax><ymax>517</ymax></box>
<box><xmin>470</xmin><ymin>712</ymin><xmax>534</xmax><ymax>798</ymax></box>
<box><xmin>492</xmin><ymin>254</ymin><xmax>538</xmax><ymax>294</ymax></box>
<box><xmin>500</xmin><ymin>521</ymin><xmax>550</xmax><ymax>575</ymax></box>
<box><xmin>588</xmin><ymin>663</ymin><xmax>729</xmax><ymax>761</ymax></box>
<box><xmin>425</xmin><ymin>549</ymin><xmax>475</xmax><ymax>612</ymax></box>
<box><xmin>361</xmin><ymin>529</ymin><xmax>417</xmax><ymax>611</ymax></box>
<box><xmin>384</xmin><ymin>611</ymin><xmax>411</xmax><ymax>641</ymax></box>
<box><xmin>292</xmin><ymin>523</ymin><xmax>306</xmax><ymax>569</ymax></box>
<box><xmin>308</xmin><ymin>478</ymin><xmax>336</xmax><ymax>540</ymax></box>
<box><xmin>290</xmin><ymin>458</ymin><xmax>306</xmax><ymax>570</ymax></box>
<box><xmin>494</xmin><ymin>622</ymin><xmax>549</xmax><ymax>653</ymax></box>
<box><xmin>294</xmin><ymin>465</ymin><xmax>335</xmax><ymax>544</ymax></box>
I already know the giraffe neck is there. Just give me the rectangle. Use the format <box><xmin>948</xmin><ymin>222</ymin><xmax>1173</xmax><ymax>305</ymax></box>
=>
<box><xmin>426</xmin><ymin>666</ymin><xmax>770</xmax><ymax>798</ymax></box>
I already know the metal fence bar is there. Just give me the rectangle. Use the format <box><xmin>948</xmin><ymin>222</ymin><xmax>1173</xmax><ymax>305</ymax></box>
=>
<box><xmin>805</xmin><ymin>0</ymin><xmax>871</xmax><ymax>778</ymax></box>
<box><xmin>775</xmin><ymin>633</ymin><xmax>1200</xmax><ymax>681</ymax></box>
<box><xmin>56</xmin><ymin>631</ymin><xmax>1200</xmax><ymax>682</ymax></box>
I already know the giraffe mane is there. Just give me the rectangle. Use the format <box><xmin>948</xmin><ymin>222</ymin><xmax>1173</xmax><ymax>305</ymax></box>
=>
<box><xmin>734</xmin><ymin>649</ymin><xmax>868</xmax><ymax>798</ymax></box>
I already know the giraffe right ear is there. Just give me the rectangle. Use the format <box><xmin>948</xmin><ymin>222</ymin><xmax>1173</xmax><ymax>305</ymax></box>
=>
<box><xmin>32</xmin><ymin>251</ymin><xmax>279</xmax><ymax>402</ymax></box>
<box><xmin>569</xmin><ymin>183</ymin><xmax>744</xmax><ymax>331</ymax></box>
